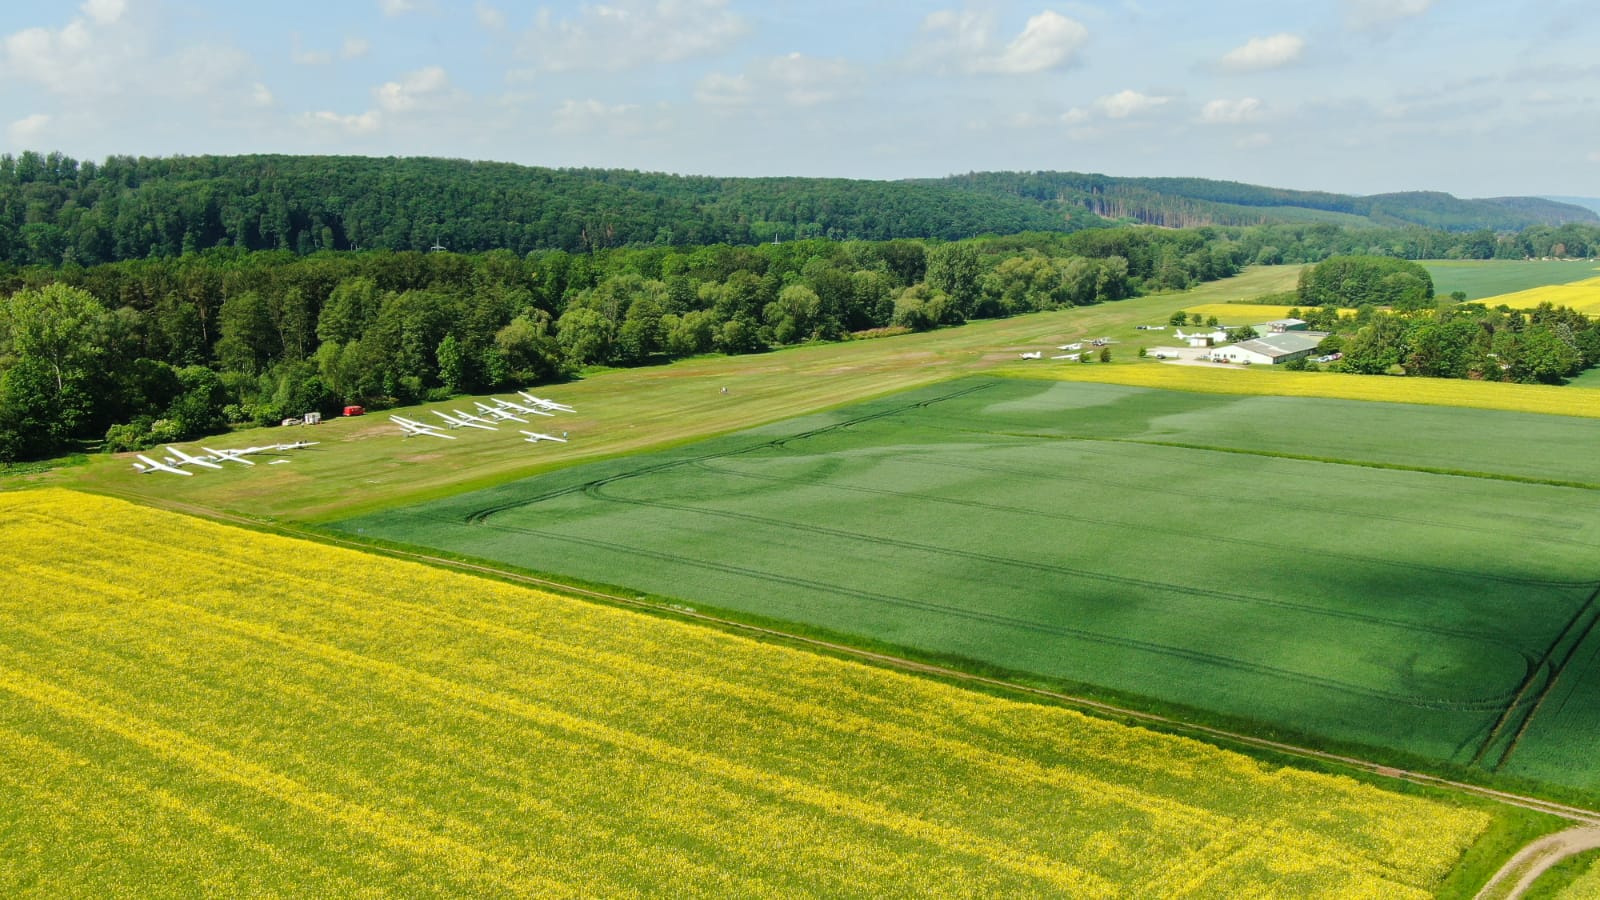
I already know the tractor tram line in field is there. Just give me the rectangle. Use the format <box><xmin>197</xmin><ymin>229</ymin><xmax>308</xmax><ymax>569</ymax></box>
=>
<box><xmin>458</xmin><ymin>380</ymin><xmax>1000</xmax><ymax>526</ymax></box>
<box><xmin>90</xmin><ymin>487</ymin><xmax>1600</xmax><ymax>831</ymax></box>
<box><xmin>418</xmin><ymin>502</ymin><xmax>1519</xmax><ymax>715</ymax></box>
<box><xmin>685</xmin><ymin>456</ymin><xmax>1592</xmax><ymax>601</ymax></box>
<box><xmin>575</xmin><ymin>475</ymin><xmax>1544</xmax><ymax>669</ymax></box>
<box><xmin>101</xmin><ymin>488</ymin><xmax>1600</xmax><ymax>833</ymax></box>
<box><xmin>1475</xmin><ymin>587</ymin><xmax>1600</xmax><ymax>771</ymax></box>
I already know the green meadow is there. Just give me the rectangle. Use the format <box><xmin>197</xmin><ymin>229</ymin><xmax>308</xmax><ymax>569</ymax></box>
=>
<box><xmin>342</xmin><ymin>378</ymin><xmax>1600</xmax><ymax>801</ymax></box>
<box><xmin>1424</xmin><ymin>260</ymin><xmax>1600</xmax><ymax>301</ymax></box>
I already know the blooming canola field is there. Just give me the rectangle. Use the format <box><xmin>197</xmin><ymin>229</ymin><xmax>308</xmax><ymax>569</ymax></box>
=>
<box><xmin>0</xmin><ymin>489</ymin><xmax>1494</xmax><ymax>897</ymax></box>
<box><xmin>1476</xmin><ymin>276</ymin><xmax>1600</xmax><ymax>315</ymax></box>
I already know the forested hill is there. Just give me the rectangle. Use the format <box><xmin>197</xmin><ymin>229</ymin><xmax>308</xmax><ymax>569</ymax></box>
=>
<box><xmin>2</xmin><ymin>152</ymin><xmax>1594</xmax><ymax>267</ymax></box>
<box><xmin>929</xmin><ymin>173</ymin><xmax>1600</xmax><ymax>232</ymax></box>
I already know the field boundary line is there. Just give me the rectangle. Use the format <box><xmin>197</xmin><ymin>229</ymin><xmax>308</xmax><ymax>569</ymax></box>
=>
<box><xmin>1085</xmin><ymin>437</ymin><xmax>1600</xmax><ymax>492</ymax></box>
<box><xmin>1491</xmin><ymin>585</ymin><xmax>1600</xmax><ymax>771</ymax></box>
<box><xmin>82</xmin><ymin>488</ymin><xmax>1600</xmax><ymax>828</ymax></box>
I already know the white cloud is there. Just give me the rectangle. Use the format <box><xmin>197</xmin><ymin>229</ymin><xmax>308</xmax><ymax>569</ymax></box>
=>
<box><xmin>1096</xmin><ymin>89</ymin><xmax>1168</xmax><ymax>118</ymax></box>
<box><xmin>522</xmin><ymin>0</ymin><xmax>747</xmax><ymax>73</ymax></box>
<box><xmin>1589</xmin><ymin>150</ymin><xmax>1600</xmax><ymax>164</ymax></box>
<box><xmin>81</xmin><ymin>0</ymin><xmax>126</xmax><ymax>27</ymax></box>
<box><xmin>474</xmin><ymin>3</ymin><xmax>506</xmax><ymax>30</ymax></box>
<box><xmin>292</xmin><ymin>47</ymin><xmax>331</xmax><ymax>66</ymax></box>
<box><xmin>917</xmin><ymin>9</ymin><xmax>1088</xmax><ymax>75</ymax></box>
<box><xmin>552</xmin><ymin>99</ymin><xmax>644</xmax><ymax>135</ymax></box>
<box><xmin>1219</xmin><ymin>34</ymin><xmax>1303</xmax><ymax>72</ymax></box>
<box><xmin>696</xmin><ymin>53</ymin><xmax>858</xmax><ymax>109</ymax></box>
<box><xmin>1</xmin><ymin>2</ymin><xmax>144</xmax><ymax>98</ymax></box>
<box><xmin>341</xmin><ymin>37</ymin><xmax>369</xmax><ymax>60</ymax></box>
<box><xmin>1060</xmin><ymin>106</ymin><xmax>1091</xmax><ymax>125</ymax></box>
<box><xmin>1346</xmin><ymin>0</ymin><xmax>1436</xmax><ymax>30</ymax></box>
<box><xmin>303</xmin><ymin>109</ymin><xmax>381</xmax><ymax>134</ymax></box>
<box><xmin>7</xmin><ymin>113</ymin><xmax>51</xmax><ymax>145</ymax></box>
<box><xmin>1200</xmin><ymin>97</ymin><xmax>1263</xmax><ymax>124</ymax></box>
<box><xmin>375</xmin><ymin>65</ymin><xmax>450</xmax><ymax>112</ymax></box>
<box><xmin>693</xmin><ymin>72</ymin><xmax>750</xmax><ymax>108</ymax></box>
<box><xmin>251</xmin><ymin>83</ymin><xmax>274</xmax><ymax>107</ymax></box>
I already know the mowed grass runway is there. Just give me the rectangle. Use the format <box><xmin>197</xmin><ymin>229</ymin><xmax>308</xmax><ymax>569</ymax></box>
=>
<box><xmin>344</xmin><ymin>378</ymin><xmax>1600</xmax><ymax>799</ymax></box>
<box><xmin>0</xmin><ymin>489</ymin><xmax>1497</xmax><ymax>898</ymax></box>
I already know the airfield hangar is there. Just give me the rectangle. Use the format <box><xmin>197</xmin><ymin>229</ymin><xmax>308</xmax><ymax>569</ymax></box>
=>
<box><xmin>1212</xmin><ymin>331</ymin><xmax>1326</xmax><ymax>366</ymax></box>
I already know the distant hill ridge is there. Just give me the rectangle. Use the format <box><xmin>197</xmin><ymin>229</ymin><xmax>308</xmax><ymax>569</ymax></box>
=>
<box><xmin>927</xmin><ymin>172</ymin><xmax>1598</xmax><ymax>231</ymax></box>
<box><xmin>0</xmin><ymin>152</ymin><xmax>1593</xmax><ymax>264</ymax></box>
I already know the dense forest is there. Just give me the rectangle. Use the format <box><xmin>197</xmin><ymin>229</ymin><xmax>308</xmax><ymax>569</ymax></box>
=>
<box><xmin>2</xmin><ymin>153</ymin><xmax>1596</xmax><ymax>268</ymax></box>
<box><xmin>932</xmin><ymin>173</ymin><xmax>1600</xmax><ymax>231</ymax></box>
<box><xmin>0</xmin><ymin>225</ymin><xmax>1263</xmax><ymax>461</ymax></box>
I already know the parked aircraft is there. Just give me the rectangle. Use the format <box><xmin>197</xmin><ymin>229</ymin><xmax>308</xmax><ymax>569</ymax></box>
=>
<box><xmin>203</xmin><ymin>446</ymin><xmax>257</xmax><ymax>466</ymax></box>
<box><xmin>493</xmin><ymin>397</ymin><xmax>553</xmax><ymax>417</ymax></box>
<box><xmin>274</xmin><ymin>441</ymin><xmax>320</xmax><ymax>451</ymax></box>
<box><xmin>520</xmin><ymin>430</ymin><xmax>568</xmax><ymax>444</ymax></box>
<box><xmin>166</xmin><ymin>446</ymin><xmax>224</xmax><ymax>470</ymax></box>
<box><xmin>1019</xmin><ymin>351</ymin><xmax>1043</xmax><ymax>359</ymax></box>
<box><xmin>434</xmin><ymin>410</ymin><xmax>497</xmax><ymax>431</ymax></box>
<box><xmin>392</xmin><ymin>415</ymin><xmax>456</xmax><ymax>439</ymax></box>
<box><xmin>1052</xmin><ymin>353</ymin><xmax>1081</xmax><ymax>361</ymax></box>
<box><xmin>1058</xmin><ymin>343</ymin><xmax>1083</xmax><ymax>351</ymax></box>
<box><xmin>134</xmin><ymin>454</ymin><xmax>192</xmax><ymax>476</ymax></box>
<box><xmin>518</xmin><ymin>392</ymin><xmax>575</xmax><ymax>413</ymax></box>
<box><xmin>451</xmin><ymin>409</ymin><xmax>499</xmax><ymax>427</ymax></box>
<box><xmin>474</xmin><ymin>402</ymin><xmax>528</xmax><ymax>424</ymax></box>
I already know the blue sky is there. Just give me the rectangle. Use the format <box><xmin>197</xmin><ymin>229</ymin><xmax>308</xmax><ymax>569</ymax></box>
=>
<box><xmin>2</xmin><ymin>0</ymin><xmax>1597</xmax><ymax>198</ymax></box>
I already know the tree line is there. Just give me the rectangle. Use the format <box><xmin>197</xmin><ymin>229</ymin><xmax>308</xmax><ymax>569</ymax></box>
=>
<box><xmin>3</xmin><ymin>152</ymin><xmax>1596</xmax><ymax>270</ymax></box>
<box><xmin>1283</xmin><ymin>256</ymin><xmax>1600</xmax><ymax>384</ymax></box>
<box><xmin>0</xmin><ymin>227</ymin><xmax>1252</xmax><ymax>461</ymax></box>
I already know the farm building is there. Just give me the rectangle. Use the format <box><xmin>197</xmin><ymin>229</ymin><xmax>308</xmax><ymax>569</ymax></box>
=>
<box><xmin>1212</xmin><ymin>331</ymin><xmax>1326</xmax><ymax>365</ymax></box>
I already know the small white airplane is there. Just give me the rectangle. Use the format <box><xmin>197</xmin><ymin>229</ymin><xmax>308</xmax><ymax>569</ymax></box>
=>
<box><xmin>274</xmin><ymin>441</ymin><xmax>320</xmax><ymax>451</ymax></box>
<box><xmin>1019</xmin><ymin>351</ymin><xmax>1043</xmax><ymax>360</ymax></box>
<box><xmin>166</xmin><ymin>446</ymin><xmax>224</xmax><ymax>470</ymax></box>
<box><xmin>493</xmin><ymin>397</ymin><xmax>553</xmax><ymax>417</ymax></box>
<box><xmin>434</xmin><ymin>410</ymin><xmax>497</xmax><ymax>431</ymax></box>
<box><xmin>1058</xmin><ymin>343</ymin><xmax>1082</xmax><ymax>351</ymax></box>
<box><xmin>474</xmin><ymin>402</ymin><xmax>528</xmax><ymax>424</ymax></box>
<box><xmin>134</xmin><ymin>454</ymin><xmax>193</xmax><ymax>476</ymax></box>
<box><xmin>392</xmin><ymin>415</ymin><xmax>456</xmax><ymax>439</ymax></box>
<box><xmin>451</xmin><ymin>409</ymin><xmax>499</xmax><ymax>427</ymax></box>
<box><xmin>203</xmin><ymin>446</ymin><xmax>257</xmax><ymax>466</ymax></box>
<box><xmin>520</xmin><ymin>430</ymin><xmax>568</xmax><ymax>444</ymax></box>
<box><xmin>1052</xmin><ymin>353</ymin><xmax>1081</xmax><ymax>361</ymax></box>
<box><xmin>518</xmin><ymin>391</ymin><xmax>575</xmax><ymax>413</ymax></box>
<box><xmin>1088</xmin><ymin>337</ymin><xmax>1119</xmax><ymax>346</ymax></box>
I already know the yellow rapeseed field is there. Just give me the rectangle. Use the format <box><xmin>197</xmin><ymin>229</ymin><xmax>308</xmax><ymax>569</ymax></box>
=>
<box><xmin>1026</xmin><ymin>363</ymin><xmax>1600</xmax><ymax>417</ymax></box>
<box><xmin>0</xmin><ymin>489</ymin><xmax>1493</xmax><ymax>897</ymax></box>
<box><xmin>1181</xmin><ymin>303</ymin><xmax>1357</xmax><ymax>322</ymax></box>
<box><xmin>1476</xmin><ymin>276</ymin><xmax>1600</xmax><ymax>315</ymax></box>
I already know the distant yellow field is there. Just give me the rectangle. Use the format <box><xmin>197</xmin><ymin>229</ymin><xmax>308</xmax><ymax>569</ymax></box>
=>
<box><xmin>0</xmin><ymin>488</ymin><xmax>1492</xmax><ymax>898</ymax></box>
<box><xmin>1182</xmin><ymin>303</ymin><xmax>1357</xmax><ymax>322</ymax></box>
<box><xmin>1020</xmin><ymin>363</ymin><xmax>1600</xmax><ymax>417</ymax></box>
<box><xmin>1477</xmin><ymin>276</ymin><xmax>1600</xmax><ymax>315</ymax></box>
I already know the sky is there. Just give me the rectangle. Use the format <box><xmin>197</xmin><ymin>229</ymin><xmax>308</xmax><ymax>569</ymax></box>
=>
<box><xmin>2</xmin><ymin>0</ymin><xmax>1597</xmax><ymax>199</ymax></box>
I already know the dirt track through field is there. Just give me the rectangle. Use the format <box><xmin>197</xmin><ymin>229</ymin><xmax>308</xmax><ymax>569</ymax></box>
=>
<box><xmin>1474</xmin><ymin>826</ymin><xmax>1600</xmax><ymax>899</ymax></box>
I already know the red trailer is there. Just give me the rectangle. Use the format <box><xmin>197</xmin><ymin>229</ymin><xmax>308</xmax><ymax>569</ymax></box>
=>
<box><xmin>343</xmin><ymin>405</ymin><xmax>365</xmax><ymax>417</ymax></box>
